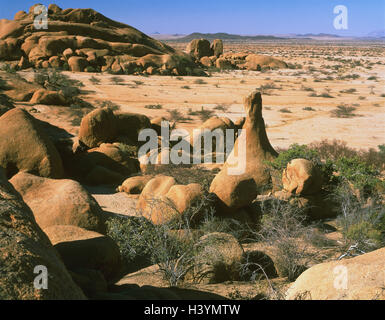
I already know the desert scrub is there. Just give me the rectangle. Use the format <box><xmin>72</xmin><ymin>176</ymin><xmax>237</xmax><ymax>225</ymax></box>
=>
<box><xmin>89</xmin><ymin>76</ymin><xmax>101</xmax><ymax>84</ymax></box>
<box><xmin>334</xmin><ymin>184</ymin><xmax>385</xmax><ymax>253</ymax></box>
<box><xmin>188</xmin><ymin>106</ymin><xmax>214</xmax><ymax>122</ymax></box>
<box><xmin>107</xmin><ymin>215</ymin><xmax>197</xmax><ymax>286</ymax></box>
<box><xmin>279</xmin><ymin>108</ymin><xmax>292</xmax><ymax>113</ymax></box>
<box><xmin>110</xmin><ymin>76</ymin><xmax>124</xmax><ymax>85</ymax></box>
<box><xmin>252</xmin><ymin>199</ymin><xmax>317</xmax><ymax>281</ymax></box>
<box><xmin>309</xmin><ymin>140</ymin><xmax>385</xmax><ymax>170</ymax></box>
<box><xmin>144</xmin><ymin>104</ymin><xmax>162</xmax><ymax>109</ymax></box>
<box><xmin>331</xmin><ymin>156</ymin><xmax>384</xmax><ymax>197</ymax></box>
<box><xmin>97</xmin><ymin>100</ymin><xmax>120</xmax><ymax>111</ymax></box>
<box><xmin>330</xmin><ymin>105</ymin><xmax>357</xmax><ymax>118</ymax></box>
<box><xmin>303</xmin><ymin>107</ymin><xmax>316</xmax><ymax>111</ymax></box>
<box><xmin>167</xmin><ymin>109</ymin><xmax>188</xmax><ymax>122</ymax></box>
<box><xmin>194</xmin><ymin>79</ymin><xmax>207</xmax><ymax>85</ymax></box>
<box><xmin>34</xmin><ymin>69</ymin><xmax>83</xmax><ymax>97</ymax></box>
<box><xmin>0</xmin><ymin>63</ymin><xmax>17</xmax><ymax>74</ymax></box>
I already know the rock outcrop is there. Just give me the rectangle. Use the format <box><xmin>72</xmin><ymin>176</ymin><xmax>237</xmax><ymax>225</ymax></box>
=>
<box><xmin>10</xmin><ymin>172</ymin><xmax>106</xmax><ymax>233</ymax></box>
<box><xmin>78</xmin><ymin>108</ymin><xmax>151</xmax><ymax>149</ymax></box>
<box><xmin>43</xmin><ymin>225</ymin><xmax>123</xmax><ymax>284</ymax></box>
<box><xmin>137</xmin><ymin>175</ymin><xmax>203</xmax><ymax>224</ymax></box>
<box><xmin>0</xmin><ymin>168</ymin><xmax>86</xmax><ymax>300</ymax></box>
<box><xmin>282</xmin><ymin>158</ymin><xmax>323</xmax><ymax>196</ymax></box>
<box><xmin>210</xmin><ymin>91</ymin><xmax>278</xmax><ymax>215</ymax></box>
<box><xmin>0</xmin><ymin>108</ymin><xmax>64</xmax><ymax>179</ymax></box>
<box><xmin>286</xmin><ymin>247</ymin><xmax>385</xmax><ymax>300</ymax></box>
<box><xmin>0</xmin><ymin>4</ymin><xmax>200</xmax><ymax>75</ymax></box>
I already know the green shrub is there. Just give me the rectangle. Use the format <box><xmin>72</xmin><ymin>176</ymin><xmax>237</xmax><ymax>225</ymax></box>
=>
<box><xmin>98</xmin><ymin>100</ymin><xmax>120</xmax><ymax>111</ymax></box>
<box><xmin>330</xmin><ymin>105</ymin><xmax>356</xmax><ymax>118</ymax></box>
<box><xmin>332</xmin><ymin>156</ymin><xmax>383</xmax><ymax>196</ymax></box>
<box><xmin>0</xmin><ymin>64</ymin><xmax>17</xmax><ymax>74</ymax></box>
<box><xmin>34</xmin><ymin>69</ymin><xmax>83</xmax><ymax>95</ymax></box>
<box><xmin>335</xmin><ymin>185</ymin><xmax>385</xmax><ymax>252</ymax></box>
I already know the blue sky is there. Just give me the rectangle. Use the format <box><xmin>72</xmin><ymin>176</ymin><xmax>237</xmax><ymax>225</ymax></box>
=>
<box><xmin>1</xmin><ymin>0</ymin><xmax>384</xmax><ymax>36</ymax></box>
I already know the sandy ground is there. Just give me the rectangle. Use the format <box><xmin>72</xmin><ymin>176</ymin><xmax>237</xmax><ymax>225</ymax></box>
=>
<box><xmin>16</xmin><ymin>41</ymin><xmax>384</xmax><ymax>150</ymax></box>
<box><xmin>83</xmin><ymin>185</ymin><xmax>138</xmax><ymax>216</ymax></box>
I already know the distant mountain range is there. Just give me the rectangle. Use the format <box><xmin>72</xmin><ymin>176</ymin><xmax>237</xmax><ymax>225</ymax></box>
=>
<box><xmin>173</xmin><ymin>32</ymin><xmax>283</xmax><ymax>41</ymax></box>
<box><xmin>150</xmin><ymin>31</ymin><xmax>385</xmax><ymax>41</ymax></box>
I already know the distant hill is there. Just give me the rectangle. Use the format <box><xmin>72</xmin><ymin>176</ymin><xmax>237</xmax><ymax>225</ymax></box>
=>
<box><xmin>173</xmin><ymin>32</ymin><xmax>284</xmax><ymax>41</ymax></box>
<box><xmin>295</xmin><ymin>33</ymin><xmax>342</xmax><ymax>38</ymax></box>
<box><xmin>366</xmin><ymin>30</ymin><xmax>385</xmax><ymax>38</ymax></box>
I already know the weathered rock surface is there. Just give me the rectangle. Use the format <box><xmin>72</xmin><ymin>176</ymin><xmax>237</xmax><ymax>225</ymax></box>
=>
<box><xmin>43</xmin><ymin>225</ymin><xmax>123</xmax><ymax>284</ymax></box>
<box><xmin>10</xmin><ymin>172</ymin><xmax>106</xmax><ymax>233</ymax></box>
<box><xmin>0</xmin><ymin>108</ymin><xmax>64</xmax><ymax>179</ymax></box>
<box><xmin>210</xmin><ymin>91</ymin><xmax>278</xmax><ymax>215</ymax></box>
<box><xmin>282</xmin><ymin>158</ymin><xmax>323</xmax><ymax>195</ymax></box>
<box><xmin>0</xmin><ymin>5</ymin><xmax>199</xmax><ymax>75</ymax></box>
<box><xmin>286</xmin><ymin>247</ymin><xmax>385</xmax><ymax>300</ymax></box>
<box><xmin>0</xmin><ymin>168</ymin><xmax>86</xmax><ymax>300</ymax></box>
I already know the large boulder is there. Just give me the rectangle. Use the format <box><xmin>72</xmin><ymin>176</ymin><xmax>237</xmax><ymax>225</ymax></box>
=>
<box><xmin>216</xmin><ymin>57</ymin><xmax>233</xmax><ymax>70</ymax></box>
<box><xmin>0</xmin><ymin>108</ymin><xmax>64</xmax><ymax>179</ymax></box>
<box><xmin>137</xmin><ymin>175</ymin><xmax>177</xmax><ymax>224</ymax></box>
<box><xmin>286</xmin><ymin>248</ymin><xmax>385</xmax><ymax>300</ymax></box>
<box><xmin>86</xmin><ymin>143</ymin><xmax>140</xmax><ymax>176</ymax></box>
<box><xmin>43</xmin><ymin>225</ymin><xmax>123</xmax><ymax>284</ymax></box>
<box><xmin>10</xmin><ymin>172</ymin><xmax>106</xmax><ymax>233</ymax></box>
<box><xmin>78</xmin><ymin>107</ymin><xmax>117</xmax><ymax>148</ymax></box>
<box><xmin>115</xmin><ymin>112</ymin><xmax>151</xmax><ymax>144</ymax></box>
<box><xmin>137</xmin><ymin>175</ymin><xmax>204</xmax><ymax>224</ymax></box>
<box><xmin>118</xmin><ymin>175</ymin><xmax>154</xmax><ymax>194</ymax></box>
<box><xmin>211</xmin><ymin>39</ymin><xmax>223</xmax><ymax>58</ymax></box>
<box><xmin>30</xmin><ymin>88</ymin><xmax>68</xmax><ymax>105</ymax></box>
<box><xmin>68</xmin><ymin>56</ymin><xmax>88</xmax><ymax>72</ymax></box>
<box><xmin>244</xmin><ymin>54</ymin><xmax>288</xmax><ymax>70</ymax></box>
<box><xmin>282</xmin><ymin>158</ymin><xmax>323</xmax><ymax>196</ymax></box>
<box><xmin>0</xmin><ymin>94</ymin><xmax>15</xmax><ymax>117</ymax></box>
<box><xmin>186</xmin><ymin>39</ymin><xmax>213</xmax><ymax>60</ymax></box>
<box><xmin>0</xmin><ymin>168</ymin><xmax>86</xmax><ymax>300</ymax></box>
<box><xmin>209</xmin><ymin>91</ymin><xmax>278</xmax><ymax>215</ymax></box>
<box><xmin>73</xmin><ymin>142</ymin><xmax>140</xmax><ymax>185</ymax></box>
<box><xmin>1</xmin><ymin>6</ymin><xmax>201</xmax><ymax>75</ymax></box>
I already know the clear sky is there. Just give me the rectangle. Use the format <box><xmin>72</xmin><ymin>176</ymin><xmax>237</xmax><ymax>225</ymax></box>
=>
<box><xmin>1</xmin><ymin>0</ymin><xmax>384</xmax><ymax>36</ymax></box>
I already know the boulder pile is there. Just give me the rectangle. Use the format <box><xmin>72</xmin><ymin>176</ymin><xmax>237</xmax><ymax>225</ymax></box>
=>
<box><xmin>1</xmin><ymin>4</ymin><xmax>203</xmax><ymax>76</ymax></box>
<box><xmin>185</xmin><ymin>39</ymin><xmax>287</xmax><ymax>71</ymax></box>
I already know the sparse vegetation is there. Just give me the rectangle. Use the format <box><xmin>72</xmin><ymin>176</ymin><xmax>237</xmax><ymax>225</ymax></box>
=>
<box><xmin>330</xmin><ymin>105</ymin><xmax>357</xmax><ymax>118</ymax></box>
<box><xmin>194</xmin><ymin>79</ymin><xmax>207</xmax><ymax>85</ymax></box>
<box><xmin>89</xmin><ymin>76</ymin><xmax>101</xmax><ymax>84</ymax></box>
<box><xmin>110</xmin><ymin>76</ymin><xmax>124</xmax><ymax>85</ymax></box>
<box><xmin>144</xmin><ymin>104</ymin><xmax>162</xmax><ymax>109</ymax></box>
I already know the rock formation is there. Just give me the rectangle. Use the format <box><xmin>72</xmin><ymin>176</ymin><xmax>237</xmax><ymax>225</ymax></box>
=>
<box><xmin>286</xmin><ymin>247</ymin><xmax>385</xmax><ymax>300</ymax></box>
<box><xmin>10</xmin><ymin>172</ymin><xmax>106</xmax><ymax>233</ymax></box>
<box><xmin>0</xmin><ymin>4</ymin><xmax>200</xmax><ymax>75</ymax></box>
<box><xmin>0</xmin><ymin>108</ymin><xmax>64</xmax><ymax>179</ymax></box>
<box><xmin>210</xmin><ymin>91</ymin><xmax>278</xmax><ymax>214</ymax></box>
<box><xmin>0</xmin><ymin>167</ymin><xmax>86</xmax><ymax>299</ymax></box>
